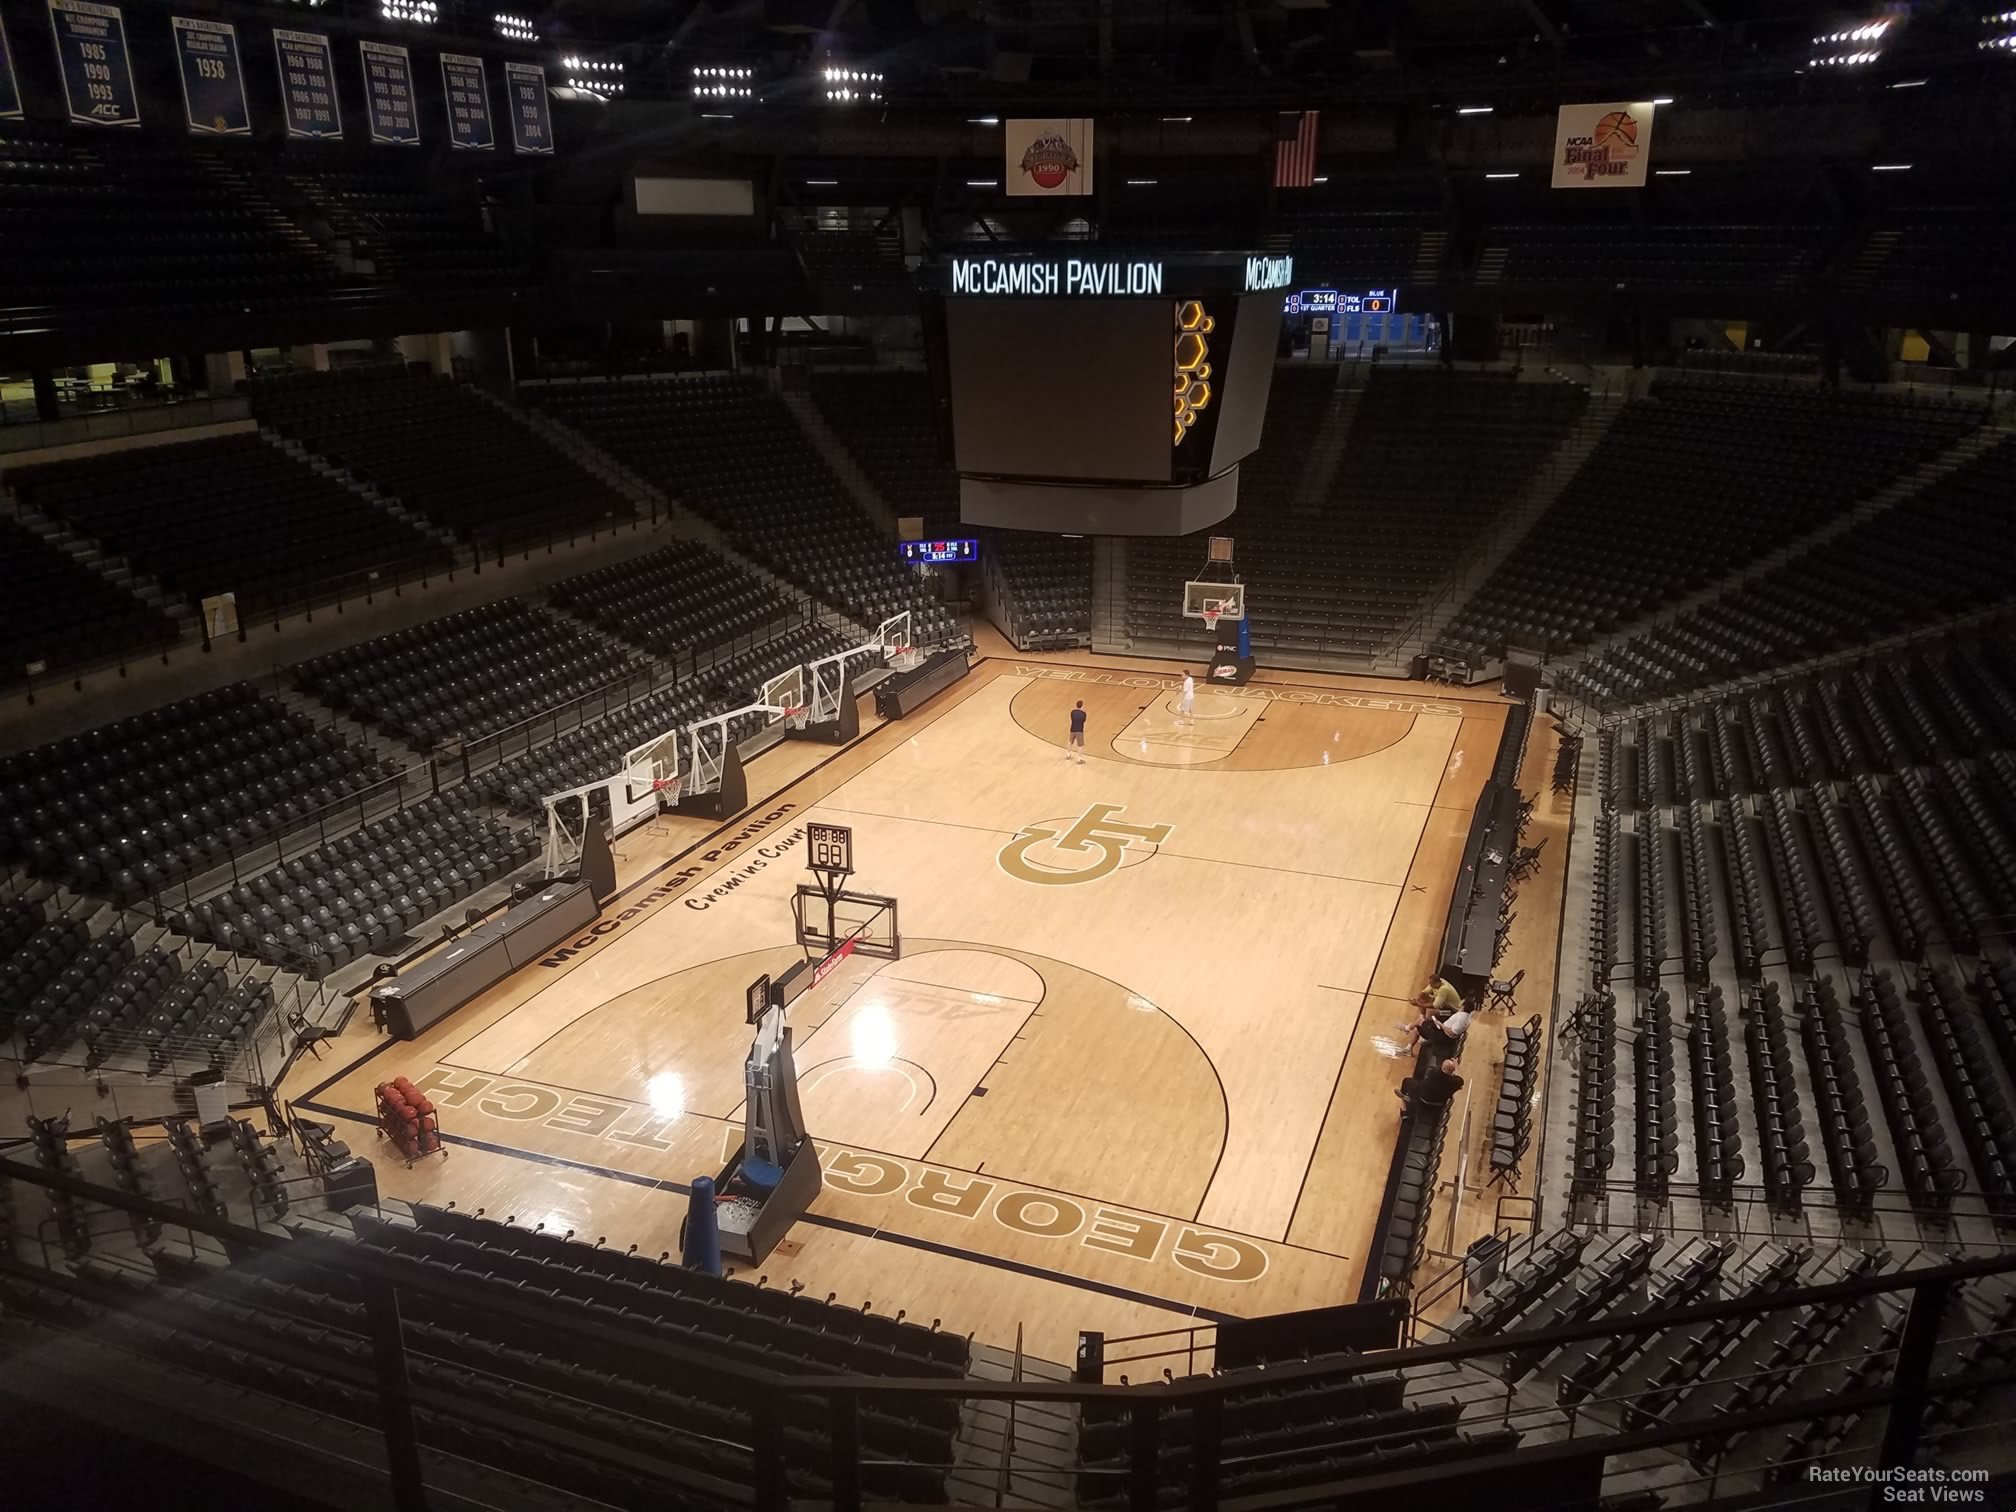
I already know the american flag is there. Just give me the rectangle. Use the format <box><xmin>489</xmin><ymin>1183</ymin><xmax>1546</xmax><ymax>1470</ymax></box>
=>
<box><xmin>1274</xmin><ymin>110</ymin><xmax>1319</xmax><ymax>188</ymax></box>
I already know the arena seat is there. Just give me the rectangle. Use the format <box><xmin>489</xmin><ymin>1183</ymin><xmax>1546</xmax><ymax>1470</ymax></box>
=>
<box><xmin>0</xmin><ymin>515</ymin><xmax>179</xmax><ymax>680</ymax></box>
<box><xmin>251</xmin><ymin>368</ymin><xmax>634</xmax><ymax>552</ymax></box>
<box><xmin>6</xmin><ymin>432</ymin><xmax>454</xmax><ymax>615</ymax></box>
<box><xmin>803</xmin><ymin>370</ymin><xmax>1093</xmax><ymax>648</ymax></box>
<box><xmin>546</xmin><ymin>540</ymin><xmax>797</xmax><ymax>661</ymax></box>
<box><xmin>291</xmin><ymin>597</ymin><xmax>649</xmax><ymax>752</ymax></box>
<box><xmin>1443</xmin><ymin>379</ymin><xmax>1983</xmax><ymax>661</ymax></box>
<box><xmin>526</xmin><ymin>376</ymin><xmax>963</xmax><ymax>649</ymax></box>
<box><xmin>0</xmin><ymin>681</ymin><xmax>396</xmax><ymax>903</ymax></box>
<box><xmin>0</xmin><ymin>125</ymin><xmax>350</xmax><ymax>324</ymax></box>
<box><xmin>1128</xmin><ymin>368</ymin><xmax>1587</xmax><ymax>659</ymax></box>
<box><xmin>178</xmin><ymin>793</ymin><xmax>538</xmax><ymax>980</ymax></box>
<box><xmin>279</xmin><ymin>156</ymin><xmax>532</xmax><ymax>293</ymax></box>
<box><xmin>1559</xmin><ymin>435</ymin><xmax>2016</xmax><ymax>705</ymax></box>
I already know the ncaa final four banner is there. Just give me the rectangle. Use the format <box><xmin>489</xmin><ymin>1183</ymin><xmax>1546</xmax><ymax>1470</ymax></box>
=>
<box><xmin>1006</xmin><ymin>118</ymin><xmax>1094</xmax><ymax>196</ymax></box>
<box><xmin>171</xmin><ymin>17</ymin><xmax>249</xmax><ymax>137</ymax></box>
<box><xmin>1551</xmin><ymin>100</ymin><xmax>1657</xmax><ymax>189</ymax></box>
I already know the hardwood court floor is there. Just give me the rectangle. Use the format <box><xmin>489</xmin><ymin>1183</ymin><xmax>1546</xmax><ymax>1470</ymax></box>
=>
<box><xmin>284</xmin><ymin>653</ymin><xmax>1527</xmax><ymax>1370</ymax></box>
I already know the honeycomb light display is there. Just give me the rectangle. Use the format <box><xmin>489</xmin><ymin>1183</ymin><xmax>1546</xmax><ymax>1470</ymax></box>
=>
<box><xmin>1173</xmin><ymin>299</ymin><xmax>1215</xmax><ymax>445</ymax></box>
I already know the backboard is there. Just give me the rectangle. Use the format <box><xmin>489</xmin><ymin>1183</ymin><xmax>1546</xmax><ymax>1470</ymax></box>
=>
<box><xmin>1183</xmin><ymin>580</ymin><xmax>1246</xmax><ymax>621</ymax></box>
<box><xmin>792</xmin><ymin>885</ymin><xmax>900</xmax><ymax>961</ymax></box>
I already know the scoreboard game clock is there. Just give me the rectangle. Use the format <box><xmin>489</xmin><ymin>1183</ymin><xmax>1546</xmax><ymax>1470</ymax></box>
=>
<box><xmin>807</xmin><ymin>822</ymin><xmax>855</xmax><ymax>879</ymax></box>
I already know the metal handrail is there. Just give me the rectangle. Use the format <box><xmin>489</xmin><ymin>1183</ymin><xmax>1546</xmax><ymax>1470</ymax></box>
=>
<box><xmin>5</xmin><ymin>1148</ymin><xmax>2016</xmax><ymax>1512</ymax></box>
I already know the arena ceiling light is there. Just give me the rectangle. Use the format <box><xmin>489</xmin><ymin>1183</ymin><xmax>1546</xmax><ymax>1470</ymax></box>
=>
<box><xmin>1456</xmin><ymin>105</ymin><xmax>1494</xmax><ymax>115</ymax></box>
<box><xmin>1810</xmin><ymin>17</ymin><xmax>1889</xmax><ymax>66</ymax></box>
<box><xmin>494</xmin><ymin>12</ymin><xmax>534</xmax><ymax>40</ymax></box>
<box><xmin>1871</xmin><ymin>162</ymin><xmax>1913</xmax><ymax>170</ymax></box>
<box><xmin>1126</xmin><ymin>178</ymin><xmax>1158</xmax><ymax>186</ymax></box>
<box><xmin>1651</xmin><ymin>96</ymin><xmax>1674</xmax><ymax>104</ymax></box>
<box><xmin>1484</xmin><ymin>171</ymin><xmax>1519</xmax><ymax>179</ymax></box>
<box><xmin>805</xmin><ymin>178</ymin><xmax>838</xmax><ymax>185</ymax></box>
<box><xmin>691</xmin><ymin>65</ymin><xmax>753</xmax><ymax>99</ymax></box>
<box><xmin>1887</xmin><ymin>78</ymin><xmax>1928</xmax><ymax>86</ymax></box>
<box><xmin>967</xmin><ymin>116</ymin><xmax>999</xmax><ymax>125</ymax></box>
<box><xmin>1162</xmin><ymin>115</ymin><xmax>1192</xmax><ymax>122</ymax></box>
<box><xmin>823</xmin><ymin>66</ymin><xmax>882</xmax><ymax>104</ymax></box>
<box><xmin>1654</xmin><ymin>168</ymin><xmax>1692</xmax><ymax>176</ymax></box>
<box><xmin>379</xmin><ymin>0</ymin><xmax>436</xmax><ymax>22</ymax></box>
<box><xmin>965</xmin><ymin>178</ymin><xmax>998</xmax><ymax>188</ymax></box>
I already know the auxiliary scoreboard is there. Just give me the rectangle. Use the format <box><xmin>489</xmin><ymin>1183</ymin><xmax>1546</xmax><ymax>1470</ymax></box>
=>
<box><xmin>899</xmin><ymin>538</ymin><xmax>979</xmax><ymax>565</ymax></box>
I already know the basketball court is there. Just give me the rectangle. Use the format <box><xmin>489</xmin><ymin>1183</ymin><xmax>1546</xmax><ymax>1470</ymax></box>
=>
<box><xmin>283</xmin><ymin>646</ymin><xmax>1547</xmax><ymax>1369</ymax></box>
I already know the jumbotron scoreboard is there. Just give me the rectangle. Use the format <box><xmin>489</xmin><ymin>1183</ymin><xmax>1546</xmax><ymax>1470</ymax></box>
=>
<box><xmin>924</xmin><ymin>250</ymin><xmax>1291</xmax><ymax>535</ymax></box>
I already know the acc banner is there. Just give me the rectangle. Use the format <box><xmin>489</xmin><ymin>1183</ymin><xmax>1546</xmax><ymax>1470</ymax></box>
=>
<box><xmin>504</xmin><ymin>61</ymin><xmax>552</xmax><ymax>154</ymax></box>
<box><xmin>1551</xmin><ymin>101</ymin><xmax>1657</xmax><ymax>189</ymax></box>
<box><xmin>0</xmin><ymin>15</ymin><xmax>21</xmax><ymax>120</ymax></box>
<box><xmin>171</xmin><ymin>17</ymin><xmax>249</xmax><ymax>137</ymax></box>
<box><xmin>1006</xmin><ymin>118</ymin><xmax>1094</xmax><ymax>197</ymax></box>
<box><xmin>49</xmin><ymin>0</ymin><xmax>139</xmax><ymax>128</ymax></box>
<box><xmin>440</xmin><ymin>53</ymin><xmax>493</xmax><ymax>150</ymax></box>
<box><xmin>275</xmin><ymin>29</ymin><xmax>341</xmax><ymax>139</ymax></box>
<box><xmin>361</xmin><ymin>40</ymin><xmax>419</xmax><ymax>145</ymax></box>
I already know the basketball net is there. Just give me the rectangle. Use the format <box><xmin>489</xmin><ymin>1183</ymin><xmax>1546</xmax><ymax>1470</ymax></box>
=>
<box><xmin>1203</xmin><ymin>611</ymin><xmax>1219</xmax><ymax>634</ymax></box>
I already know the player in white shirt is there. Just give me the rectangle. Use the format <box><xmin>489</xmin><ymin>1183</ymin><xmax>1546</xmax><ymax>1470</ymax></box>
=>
<box><xmin>1179</xmin><ymin>672</ymin><xmax>1196</xmax><ymax>726</ymax></box>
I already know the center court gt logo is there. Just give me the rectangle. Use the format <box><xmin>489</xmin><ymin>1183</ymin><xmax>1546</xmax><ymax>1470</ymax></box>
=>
<box><xmin>997</xmin><ymin>803</ymin><xmax>1172</xmax><ymax>886</ymax></box>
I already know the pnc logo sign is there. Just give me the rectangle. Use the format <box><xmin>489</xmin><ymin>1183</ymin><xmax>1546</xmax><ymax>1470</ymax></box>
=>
<box><xmin>997</xmin><ymin>803</ymin><xmax>1172</xmax><ymax>886</ymax></box>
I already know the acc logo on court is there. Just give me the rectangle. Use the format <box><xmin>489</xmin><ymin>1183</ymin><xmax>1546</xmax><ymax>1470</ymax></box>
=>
<box><xmin>997</xmin><ymin>803</ymin><xmax>1172</xmax><ymax>886</ymax></box>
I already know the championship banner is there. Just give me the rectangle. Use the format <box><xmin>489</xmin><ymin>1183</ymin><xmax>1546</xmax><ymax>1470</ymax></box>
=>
<box><xmin>440</xmin><ymin>52</ymin><xmax>493</xmax><ymax>151</ymax></box>
<box><xmin>275</xmin><ymin>29</ymin><xmax>341</xmax><ymax>139</ymax></box>
<box><xmin>1006</xmin><ymin>118</ymin><xmax>1094</xmax><ymax>197</ymax></box>
<box><xmin>361</xmin><ymin>39</ymin><xmax>419</xmax><ymax>146</ymax></box>
<box><xmin>171</xmin><ymin>17</ymin><xmax>249</xmax><ymax>137</ymax></box>
<box><xmin>1551</xmin><ymin>100</ymin><xmax>1656</xmax><ymax>189</ymax></box>
<box><xmin>0</xmin><ymin>15</ymin><xmax>23</xmax><ymax>121</ymax></box>
<box><xmin>504</xmin><ymin>61</ymin><xmax>553</xmax><ymax>154</ymax></box>
<box><xmin>48</xmin><ymin>0</ymin><xmax>139</xmax><ymax>128</ymax></box>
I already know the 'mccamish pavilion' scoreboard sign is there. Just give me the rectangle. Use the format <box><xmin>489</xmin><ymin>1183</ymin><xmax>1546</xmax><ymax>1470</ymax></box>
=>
<box><xmin>937</xmin><ymin>252</ymin><xmax>1293</xmax><ymax>299</ymax></box>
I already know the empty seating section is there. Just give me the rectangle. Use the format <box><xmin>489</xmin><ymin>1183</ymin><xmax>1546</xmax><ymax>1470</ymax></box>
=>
<box><xmin>1282</xmin><ymin>207</ymin><xmax>1441</xmax><ymax>285</ymax></box>
<box><xmin>0</xmin><ymin>682</ymin><xmax>394</xmax><ymax>903</ymax></box>
<box><xmin>1562</xmin><ymin>435</ymin><xmax>2016</xmax><ymax>704</ymax></box>
<box><xmin>0</xmin><ymin>515</ymin><xmax>176</xmax><ymax>678</ymax></box>
<box><xmin>1635</xmin><ymin>989</ymin><xmax>1678</xmax><ymax>1201</ymax></box>
<box><xmin>1865</xmin><ymin>206</ymin><xmax>2016</xmax><ymax>307</ymax></box>
<box><xmin>547</xmin><ymin>541</ymin><xmax>795</xmax><ymax>660</ymax></box>
<box><xmin>0</xmin><ymin>125</ymin><xmax>342</xmax><ymax>320</ymax></box>
<box><xmin>179</xmin><ymin>794</ymin><xmax>538</xmax><ymax>979</ymax></box>
<box><xmin>1855</xmin><ymin>969</ymin><xmax>1965</xmax><ymax>1213</ymax></box>
<box><xmin>804</xmin><ymin>371</ymin><xmax>957</xmax><ymax>531</ymax></box>
<box><xmin>281</xmin><ymin>161</ymin><xmax>528</xmax><ymax>290</ymax></box>
<box><xmin>1688</xmin><ymin>985</ymin><xmax>1744</xmax><ymax>1204</ymax></box>
<box><xmin>791</xmin><ymin>226</ymin><xmax>909</xmax><ymax>292</ymax></box>
<box><xmin>483</xmin><ymin>623</ymin><xmax>853</xmax><ymax>815</ymax></box>
<box><xmin>7</xmin><ymin>433</ymin><xmax>452</xmax><ymax>613</ymax></box>
<box><xmin>986</xmin><ymin>532</ymin><xmax>1094</xmax><ymax>649</ymax></box>
<box><xmin>292</xmin><ymin>598</ymin><xmax>646</xmax><ymax>752</ymax></box>
<box><xmin>0</xmin><ymin>1196</ymin><xmax>971</xmax><ymax>1509</ymax></box>
<box><xmin>1444</xmin><ymin>380</ymin><xmax>1981</xmax><ymax>661</ymax></box>
<box><xmin>1485</xmin><ymin>221</ymin><xmax>1826</xmax><ymax>290</ymax></box>
<box><xmin>529</xmin><ymin>377</ymin><xmax>961</xmax><ymax>647</ymax></box>
<box><xmin>1079</xmin><ymin>1371</ymin><xmax>1509</xmax><ymax>1508</ymax></box>
<box><xmin>1130</xmin><ymin>370</ymin><xmax>1586</xmax><ymax>658</ymax></box>
<box><xmin>253</xmin><ymin>369</ymin><xmax>632</xmax><ymax>549</ymax></box>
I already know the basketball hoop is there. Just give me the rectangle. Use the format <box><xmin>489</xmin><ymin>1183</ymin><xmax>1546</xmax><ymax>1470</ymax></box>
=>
<box><xmin>784</xmin><ymin>706</ymin><xmax>809</xmax><ymax>731</ymax></box>
<box><xmin>1202</xmin><ymin>611</ymin><xmax>1220</xmax><ymax>635</ymax></box>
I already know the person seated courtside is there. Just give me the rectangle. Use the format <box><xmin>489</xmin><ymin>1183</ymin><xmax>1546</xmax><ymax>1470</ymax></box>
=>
<box><xmin>1396</xmin><ymin>1057</ymin><xmax>1465</xmax><ymax>1114</ymax></box>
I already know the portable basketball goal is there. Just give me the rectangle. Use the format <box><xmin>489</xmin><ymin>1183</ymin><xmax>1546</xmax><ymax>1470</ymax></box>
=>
<box><xmin>539</xmin><ymin>614</ymin><xmax>921</xmax><ymax>876</ymax></box>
